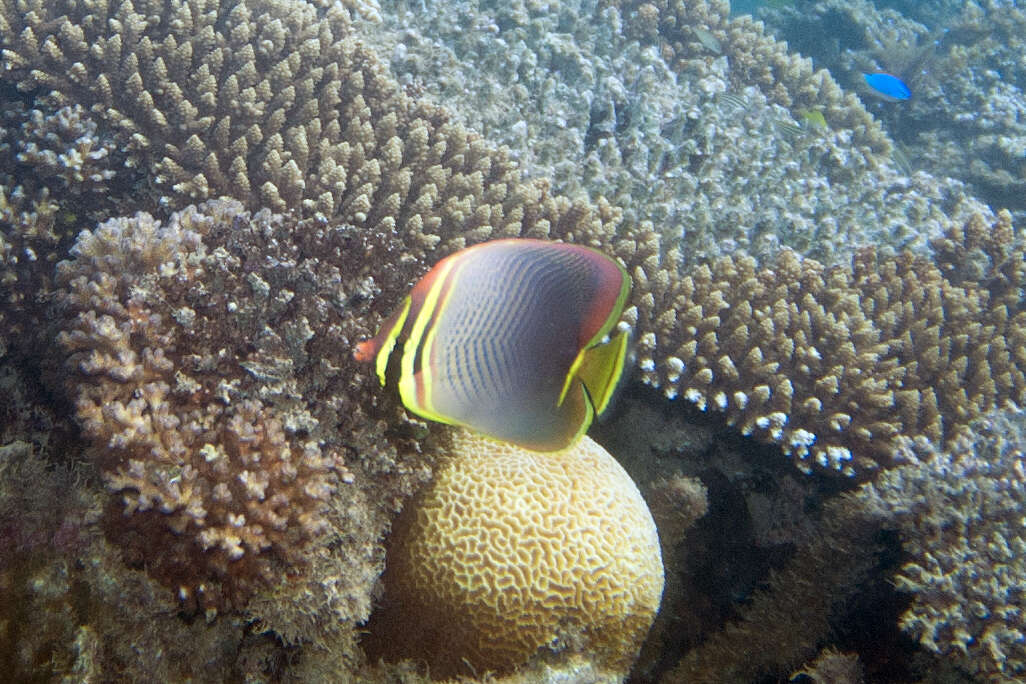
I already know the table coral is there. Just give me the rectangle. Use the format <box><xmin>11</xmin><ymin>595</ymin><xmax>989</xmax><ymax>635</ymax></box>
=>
<box><xmin>355</xmin><ymin>0</ymin><xmax>986</xmax><ymax>268</ymax></box>
<box><xmin>638</xmin><ymin>209</ymin><xmax>1026</xmax><ymax>476</ymax></box>
<box><xmin>0</xmin><ymin>0</ymin><xmax>395</xmax><ymax>215</ymax></box>
<box><xmin>368</xmin><ymin>429</ymin><xmax>663</xmax><ymax>679</ymax></box>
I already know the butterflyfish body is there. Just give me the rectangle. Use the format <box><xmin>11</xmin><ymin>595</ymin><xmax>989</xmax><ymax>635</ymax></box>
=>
<box><xmin>354</xmin><ymin>239</ymin><xmax>631</xmax><ymax>451</ymax></box>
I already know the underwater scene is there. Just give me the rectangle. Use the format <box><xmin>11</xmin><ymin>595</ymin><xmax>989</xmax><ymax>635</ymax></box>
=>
<box><xmin>2</xmin><ymin>0</ymin><xmax>1026</xmax><ymax>681</ymax></box>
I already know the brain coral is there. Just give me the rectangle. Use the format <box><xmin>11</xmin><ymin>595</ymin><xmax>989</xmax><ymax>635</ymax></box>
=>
<box><xmin>370</xmin><ymin>429</ymin><xmax>664</xmax><ymax>678</ymax></box>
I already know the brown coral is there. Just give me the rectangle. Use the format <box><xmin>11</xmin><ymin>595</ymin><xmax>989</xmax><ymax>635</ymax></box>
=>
<box><xmin>56</xmin><ymin>202</ymin><xmax>343</xmax><ymax>608</ymax></box>
<box><xmin>0</xmin><ymin>183</ymin><xmax>61</xmax><ymax>356</ymax></box>
<box><xmin>49</xmin><ymin>183</ymin><xmax>652</xmax><ymax>626</ymax></box>
<box><xmin>1</xmin><ymin>0</ymin><xmax>379</xmax><ymax>214</ymax></box>
<box><xmin>612</xmin><ymin>0</ymin><xmax>891</xmax><ymax>155</ymax></box>
<box><xmin>636</xmin><ymin>209</ymin><xmax>1026</xmax><ymax>476</ymax></box>
<box><xmin>858</xmin><ymin>411</ymin><xmax>1026</xmax><ymax>680</ymax></box>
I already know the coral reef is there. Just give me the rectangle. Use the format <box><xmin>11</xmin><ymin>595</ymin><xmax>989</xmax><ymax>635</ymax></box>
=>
<box><xmin>47</xmin><ymin>191</ymin><xmax>641</xmax><ymax>652</ymax></box>
<box><xmin>366</xmin><ymin>429</ymin><xmax>663</xmax><ymax>679</ymax></box>
<box><xmin>637</xmin><ymin>209</ymin><xmax>1026</xmax><ymax>476</ymax></box>
<box><xmin>0</xmin><ymin>182</ymin><xmax>60</xmax><ymax>356</ymax></box>
<box><xmin>0</xmin><ymin>94</ymin><xmax>144</xmax><ymax>365</ymax></box>
<box><xmin>0</xmin><ymin>0</ymin><xmax>389</xmax><ymax>215</ymax></box>
<box><xmin>56</xmin><ymin>202</ymin><xmax>342</xmax><ymax>610</ymax></box>
<box><xmin>858</xmin><ymin>410</ymin><xmax>1026</xmax><ymax>680</ymax></box>
<box><xmin>12</xmin><ymin>102</ymin><xmax>119</xmax><ymax>197</ymax></box>
<box><xmin>357</xmin><ymin>0</ymin><xmax>987</xmax><ymax>267</ymax></box>
<box><xmin>758</xmin><ymin>0</ymin><xmax>1026</xmax><ymax>216</ymax></box>
<box><xmin>0</xmin><ymin>438</ymin><xmax>292</xmax><ymax>682</ymax></box>
<box><xmin>52</xmin><ymin>199</ymin><xmax>443</xmax><ymax>647</ymax></box>
<box><xmin>2</xmin><ymin>0</ymin><xmax>1024</xmax><ymax>679</ymax></box>
<box><xmin>662</xmin><ymin>478</ymin><xmax>883</xmax><ymax>683</ymax></box>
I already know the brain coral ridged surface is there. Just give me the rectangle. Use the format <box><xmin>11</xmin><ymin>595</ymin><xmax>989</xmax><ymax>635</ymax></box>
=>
<box><xmin>371</xmin><ymin>429</ymin><xmax>664</xmax><ymax>678</ymax></box>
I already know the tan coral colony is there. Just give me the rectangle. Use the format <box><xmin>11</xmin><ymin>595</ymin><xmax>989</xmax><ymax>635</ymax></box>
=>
<box><xmin>371</xmin><ymin>429</ymin><xmax>664</xmax><ymax>678</ymax></box>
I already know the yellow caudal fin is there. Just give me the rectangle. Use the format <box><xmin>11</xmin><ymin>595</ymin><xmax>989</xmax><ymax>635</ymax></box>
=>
<box><xmin>573</xmin><ymin>328</ymin><xmax>629</xmax><ymax>416</ymax></box>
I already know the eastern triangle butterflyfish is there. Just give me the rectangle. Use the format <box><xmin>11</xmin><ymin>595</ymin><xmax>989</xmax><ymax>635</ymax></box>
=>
<box><xmin>354</xmin><ymin>238</ymin><xmax>632</xmax><ymax>451</ymax></box>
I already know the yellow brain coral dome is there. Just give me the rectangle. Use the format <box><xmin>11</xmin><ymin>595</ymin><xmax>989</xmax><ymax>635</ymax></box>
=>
<box><xmin>370</xmin><ymin>429</ymin><xmax>664</xmax><ymax>678</ymax></box>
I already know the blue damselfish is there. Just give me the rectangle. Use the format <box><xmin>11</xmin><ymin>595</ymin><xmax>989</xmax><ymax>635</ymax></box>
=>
<box><xmin>862</xmin><ymin>72</ymin><xmax>911</xmax><ymax>101</ymax></box>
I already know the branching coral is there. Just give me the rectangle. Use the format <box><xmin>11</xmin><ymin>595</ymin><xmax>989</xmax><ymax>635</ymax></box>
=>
<box><xmin>636</xmin><ymin>209</ymin><xmax>1026</xmax><ymax>476</ymax></box>
<box><xmin>356</xmin><ymin>0</ymin><xmax>986</xmax><ymax>268</ymax></box>
<box><xmin>49</xmin><ymin>184</ymin><xmax>652</xmax><ymax>630</ymax></box>
<box><xmin>0</xmin><ymin>183</ymin><xmax>60</xmax><ymax>357</ymax></box>
<box><xmin>56</xmin><ymin>202</ymin><xmax>344</xmax><ymax>609</ymax></box>
<box><xmin>858</xmin><ymin>410</ymin><xmax>1026</xmax><ymax>680</ymax></box>
<box><xmin>0</xmin><ymin>0</ymin><xmax>394</xmax><ymax>215</ymax></box>
<box><xmin>0</xmin><ymin>438</ymin><xmax>296</xmax><ymax>682</ymax></box>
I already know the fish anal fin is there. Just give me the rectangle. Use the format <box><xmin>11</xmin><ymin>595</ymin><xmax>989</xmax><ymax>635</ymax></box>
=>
<box><xmin>534</xmin><ymin>379</ymin><xmax>594</xmax><ymax>452</ymax></box>
<box><xmin>573</xmin><ymin>329</ymin><xmax>629</xmax><ymax>416</ymax></box>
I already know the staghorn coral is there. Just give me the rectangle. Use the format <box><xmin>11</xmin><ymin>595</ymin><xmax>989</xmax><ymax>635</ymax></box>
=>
<box><xmin>858</xmin><ymin>410</ymin><xmax>1026</xmax><ymax>680</ymax></box>
<box><xmin>366</xmin><ymin>429</ymin><xmax>663</xmax><ymax>680</ymax></box>
<box><xmin>635</xmin><ymin>209</ymin><xmax>1026</xmax><ymax>476</ymax></box>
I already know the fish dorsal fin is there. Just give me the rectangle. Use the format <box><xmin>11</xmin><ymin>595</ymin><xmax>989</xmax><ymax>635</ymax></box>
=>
<box><xmin>559</xmin><ymin>328</ymin><xmax>629</xmax><ymax>416</ymax></box>
<box><xmin>353</xmin><ymin>295</ymin><xmax>413</xmax><ymax>387</ymax></box>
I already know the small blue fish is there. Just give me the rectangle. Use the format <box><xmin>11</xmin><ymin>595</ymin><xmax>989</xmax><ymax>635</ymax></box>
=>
<box><xmin>862</xmin><ymin>73</ymin><xmax>911</xmax><ymax>101</ymax></box>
